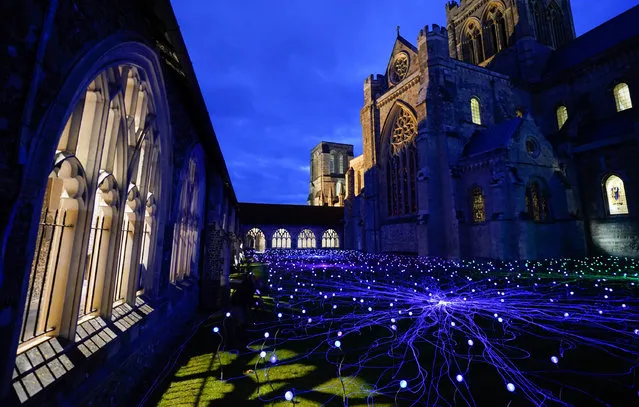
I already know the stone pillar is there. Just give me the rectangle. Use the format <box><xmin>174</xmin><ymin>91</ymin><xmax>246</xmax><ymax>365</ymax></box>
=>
<box><xmin>201</xmin><ymin>224</ymin><xmax>225</xmax><ymax>310</ymax></box>
<box><xmin>416</xmin><ymin>125</ymin><xmax>430</xmax><ymax>257</ymax></box>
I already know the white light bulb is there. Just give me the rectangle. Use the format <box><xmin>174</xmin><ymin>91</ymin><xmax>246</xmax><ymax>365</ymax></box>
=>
<box><xmin>468</xmin><ymin>339</ymin><xmax>474</xmax><ymax>346</ymax></box>
<box><xmin>260</xmin><ymin>351</ymin><xmax>266</xmax><ymax>358</ymax></box>
<box><xmin>264</xmin><ymin>332</ymin><xmax>270</xmax><ymax>338</ymax></box>
<box><xmin>335</xmin><ymin>340</ymin><xmax>341</xmax><ymax>347</ymax></box>
<box><xmin>285</xmin><ymin>390</ymin><xmax>294</xmax><ymax>401</ymax></box>
<box><xmin>226</xmin><ymin>312</ymin><xmax>231</xmax><ymax>317</ymax></box>
<box><xmin>506</xmin><ymin>383</ymin><xmax>515</xmax><ymax>392</ymax></box>
<box><xmin>213</xmin><ymin>327</ymin><xmax>219</xmax><ymax>333</ymax></box>
<box><xmin>551</xmin><ymin>356</ymin><xmax>559</xmax><ymax>364</ymax></box>
<box><xmin>456</xmin><ymin>374</ymin><xmax>463</xmax><ymax>382</ymax></box>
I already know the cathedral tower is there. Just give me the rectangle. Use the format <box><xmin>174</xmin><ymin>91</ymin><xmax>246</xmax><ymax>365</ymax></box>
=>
<box><xmin>446</xmin><ymin>0</ymin><xmax>576</xmax><ymax>65</ymax></box>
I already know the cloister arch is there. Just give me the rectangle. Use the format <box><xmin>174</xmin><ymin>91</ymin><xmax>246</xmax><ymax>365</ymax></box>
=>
<box><xmin>170</xmin><ymin>145</ymin><xmax>207</xmax><ymax>282</ymax></box>
<box><xmin>321</xmin><ymin>229</ymin><xmax>340</xmax><ymax>248</ymax></box>
<box><xmin>272</xmin><ymin>229</ymin><xmax>292</xmax><ymax>249</ymax></box>
<box><xmin>5</xmin><ymin>38</ymin><xmax>173</xmax><ymax>357</ymax></box>
<box><xmin>245</xmin><ymin>228</ymin><xmax>266</xmax><ymax>252</ymax></box>
<box><xmin>297</xmin><ymin>229</ymin><xmax>317</xmax><ymax>249</ymax></box>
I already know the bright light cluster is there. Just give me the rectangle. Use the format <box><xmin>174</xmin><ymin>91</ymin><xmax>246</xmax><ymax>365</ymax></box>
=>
<box><xmin>247</xmin><ymin>250</ymin><xmax>639</xmax><ymax>406</ymax></box>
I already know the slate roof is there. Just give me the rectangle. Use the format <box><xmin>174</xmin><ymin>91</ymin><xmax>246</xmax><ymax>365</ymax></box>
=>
<box><xmin>239</xmin><ymin>203</ymin><xmax>343</xmax><ymax>227</ymax></box>
<box><xmin>545</xmin><ymin>4</ymin><xmax>639</xmax><ymax>77</ymax></box>
<box><xmin>462</xmin><ymin>118</ymin><xmax>524</xmax><ymax>157</ymax></box>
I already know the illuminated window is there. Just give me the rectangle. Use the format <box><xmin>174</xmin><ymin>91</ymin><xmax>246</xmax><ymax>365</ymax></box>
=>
<box><xmin>337</xmin><ymin>153</ymin><xmax>344</xmax><ymax>174</ymax></box>
<box><xmin>272</xmin><ymin>229</ymin><xmax>291</xmax><ymax>249</ymax></box>
<box><xmin>556</xmin><ymin>105</ymin><xmax>568</xmax><ymax>129</ymax></box>
<box><xmin>387</xmin><ymin>106</ymin><xmax>418</xmax><ymax>217</ymax></box>
<box><xmin>471</xmin><ymin>187</ymin><xmax>486</xmax><ymax>223</ymax></box>
<box><xmin>525</xmin><ymin>180</ymin><xmax>549</xmax><ymax>221</ymax></box>
<box><xmin>20</xmin><ymin>63</ymin><xmax>167</xmax><ymax>349</ymax></box>
<box><xmin>471</xmin><ymin>98</ymin><xmax>482</xmax><ymax>125</ymax></box>
<box><xmin>322</xmin><ymin>229</ymin><xmax>340</xmax><ymax>248</ymax></box>
<box><xmin>605</xmin><ymin>175</ymin><xmax>629</xmax><ymax>215</ymax></box>
<box><xmin>614</xmin><ymin>83</ymin><xmax>633</xmax><ymax>112</ymax></box>
<box><xmin>297</xmin><ymin>229</ymin><xmax>316</xmax><ymax>248</ymax></box>
<box><xmin>245</xmin><ymin>228</ymin><xmax>266</xmax><ymax>251</ymax></box>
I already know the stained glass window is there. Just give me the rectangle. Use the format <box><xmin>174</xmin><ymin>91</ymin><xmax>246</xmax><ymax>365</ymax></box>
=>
<box><xmin>556</xmin><ymin>106</ymin><xmax>568</xmax><ymax>129</ymax></box>
<box><xmin>614</xmin><ymin>83</ymin><xmax>633</xmax><ymax>112</ymax></box>
<box><xmin>387</xmin><ymin>107</ymin><xmax>418</xmax><ymax>217</ymax></box>
<box><xmin>526</xmin><ymin>181</ymin><xmax>549</xmax><ymax>221</ymax></box>
<box><xmin>471</xmin><ymin>98</ymin><xmax>482</xmax><ymax>125</ymax></box>
<box><xmin>605</xmin><ymin>175</ymin><xmax>629</xmax><ymax>215</ymax></box>
<box><xmin>471</xmin><ymin>187</ymin><xmax>486</xmax><ymax>223</ymax></box>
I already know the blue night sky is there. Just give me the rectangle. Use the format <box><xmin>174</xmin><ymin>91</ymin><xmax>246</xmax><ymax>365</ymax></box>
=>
<box><xmin>171</xmin><ymin>0</ymin><xmax>638</xmax><ymax>204</ymax></box>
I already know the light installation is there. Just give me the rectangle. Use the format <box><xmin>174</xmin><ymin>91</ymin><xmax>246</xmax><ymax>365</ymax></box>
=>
<box><xmin>235</xmin><ymin>250</ymin><xmax>639</xmax><ymax>405</ymax></box>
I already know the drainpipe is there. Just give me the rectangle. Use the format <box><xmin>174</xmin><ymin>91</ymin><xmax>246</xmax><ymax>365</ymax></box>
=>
<box><xmin>18</xmin><ymin>0</ymin><xmax>59</xmax><ymax>165</ymax></box>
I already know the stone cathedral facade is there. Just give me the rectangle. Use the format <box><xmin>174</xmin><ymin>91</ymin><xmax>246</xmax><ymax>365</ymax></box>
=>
<box><xmin>344</xmin><ymin>0</ymin><xmax>639</xmax><ymax>259</ymax></box>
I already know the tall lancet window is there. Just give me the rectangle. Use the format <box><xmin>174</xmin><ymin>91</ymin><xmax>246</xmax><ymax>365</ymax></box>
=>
<box><xmin>485</xmin><ymin>6</ymin><xmax>508</xmax><ymax>57</ymax></box>
<box><xmin>462</xmin><ymin>21</ymin><xmax>484</xmax><ymax>64</ymax></box>
<box><xmin>387</xmin><ymin>107</ymin><xmax>418</xmax><ymax>217</ymax></box>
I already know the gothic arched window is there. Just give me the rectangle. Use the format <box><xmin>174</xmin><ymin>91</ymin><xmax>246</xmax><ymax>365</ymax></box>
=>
<box><xmin>471</xmin><ymin>186</ymin><xmax>486</xmax><ymax>223</ymax></box>
<box><xmin>604</xmin><ymin>175</ymin><xmax>629</xmax><ymax>215</ymax></box>
<box><xmin>330</xmin><ymin>153</ymin><xmax>335</xmax><ymax>173</ymax></box>
<box><xmin>387</xmin><ymin>107</ymin><xmax>418</xmax><ymax>217</ymax></box>
<box><xmin>20</xmin><ymin>62</ymin><xmax>168</xmax><ymax>349</ymax></box>
<box><xmin>170</xmin><ymin>149</ymin><xmax>206</xmax><ymax>283</ymax></box>
<box><xmin>525</xmin><ymin>180</ymin><xmax>550</xmax><ymax>221</ymax></box>
<box><xmin>245</xmin><ymin>228</ymin><xmax>266</xmax><ymax>251</ymax></box>
<box><xmin>462</xmin><ymin>21</ymin><xmax>484</xmax><ymax>64</ymax></box>
<box><xmin>556</xmin><ymin>105</ymin><xmax>568</xmax><ymax>129</ymax></box>
<box><xmin>485</xmin><ymin>7</ymin><xmax>508</xmax><ymax>58</ymax></box>
<box><xmin>297</xmin><ymin>229</ymin><xmax>317</xmax><ymax>248</ymax></box>
<box><xmin>614</xmin><ymin>83</ymin><xmax>633</xmax><ymax>112</ymax></box>
<box><xmin>272</xmin><ymin>229</ymin><xmax>292</xmax><ymax>249</ymax></box>
<box><xmin>532</xmin><ymin>0</ymin><xmax>552</xmax><ymax>47</ymax></box>
<box><xmin>322</xmin><ymin>229</ymin><xmax>340</xmax><ymax>248</ymax></box>
<box><xmin>471</xmin><ymin>97</ymin><xmax>482</xmax><ymax>125</ymax></box>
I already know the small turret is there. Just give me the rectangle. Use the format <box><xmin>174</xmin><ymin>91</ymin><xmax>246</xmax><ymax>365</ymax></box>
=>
<box><xmin>418</xmin><ymin>24</ymin><xmax>449</xmax><ymax>65</ymax></box>
<box><xmin>364</xmin><ymin>74</ymin><xmax>384</xmax><ymax>104</ymax></box>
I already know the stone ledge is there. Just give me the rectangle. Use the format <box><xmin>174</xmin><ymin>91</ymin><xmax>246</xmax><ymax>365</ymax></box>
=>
<box><xmin>8</xmin><ymin>282</ymin><xmax>199</xmax><ymax>407</ymax></box>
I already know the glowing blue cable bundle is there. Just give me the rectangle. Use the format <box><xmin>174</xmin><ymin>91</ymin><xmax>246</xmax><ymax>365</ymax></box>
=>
<box><xmin>246</xmin><ymin>250</ymin><xmax>639</xmax><ymax>406</ymax></box>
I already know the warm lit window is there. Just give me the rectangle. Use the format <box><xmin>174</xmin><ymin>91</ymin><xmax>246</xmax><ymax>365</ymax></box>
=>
<box><xmin>471</xmin><ymin>98</ymin><xmax>482</xmax><ymax>125</ymax></box>
<box><xmin>322</xmin><ymin>229</ymin><xmax>340</xmax><ymax>248</ymax></box>
<box><xmin>297</xmin><ymin>229</ymin><xmax>316</xmax><ymax>248</ymax></box>
<box><xmin>605</xmin><ymin>175</ymin><xmax>629</xmax><ymax>215</ymax></box>
<box><xmin>272</xmin><ymin>228</ymin><xmax>291</xmax><ymax>248</ymax></box>
<box><xmin>556</xmin><ymin>105</ymin><xmax>568</xmax><ymax>129</ymax></box>
<box><xmin>525</xmin><ymin>180</ymin><xmax>550</xmax><ymax>221</ymax></box>
<box><xmin>614</xmin><ymin>83</ymin><xmax>632</xmax><ymax>112</ymax></box>
<box><xmin>471</xmin><ymin>186</ymin><xmax>486</xmax><ymax>223</ymax></box>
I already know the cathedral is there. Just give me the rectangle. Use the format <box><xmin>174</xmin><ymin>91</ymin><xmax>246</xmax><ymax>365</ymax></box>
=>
<box><xmin>344</xmin><ymin>0</ymin><xmax>639</xmax><ymax>260</ymax></box>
